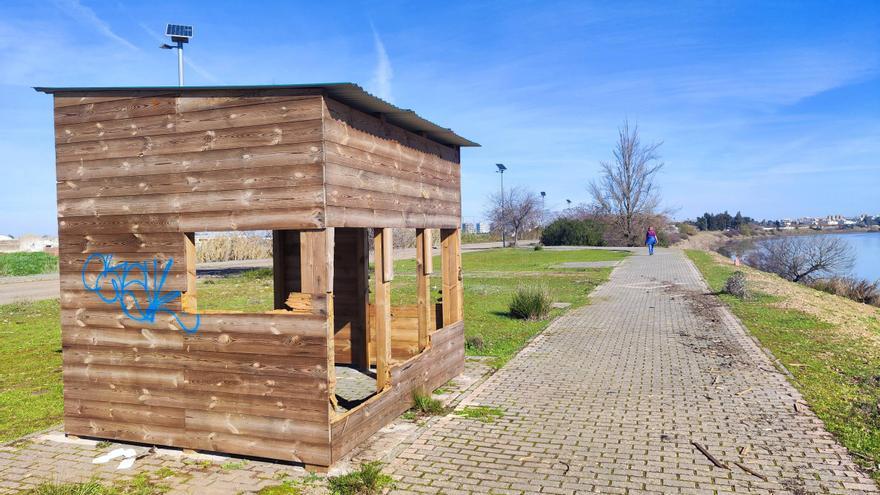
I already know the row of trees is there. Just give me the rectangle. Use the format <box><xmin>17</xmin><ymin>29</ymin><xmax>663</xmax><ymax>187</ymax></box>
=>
<box><xmin>693</xmin><ymin>211</ymin><xmax>753</xmax><ymax>231</ymax></box>
<box><xmin>485</xmin><ymin>121</ymin><xmax>667</xmax><ymax>247</ymax></box>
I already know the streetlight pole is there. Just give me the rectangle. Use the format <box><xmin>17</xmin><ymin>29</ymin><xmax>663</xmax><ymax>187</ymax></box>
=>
<box><xmin>160</xmin><ymin>24</ymin><xmax>193</xmax><ymax>87</ymax></box>
<box><xmin>496</xmin><ymin>163</ymin><xmax>507</xmax><ymax>247</ymax></box>
<box><xmin>176</xmin><ymin>40</ymin><xmax>184</xmax><ymax>86</ymax></box>
<box><xmin>540</xmin><ymin>191</ymin><xmax>546</xmax><ymax>227</ymax></box>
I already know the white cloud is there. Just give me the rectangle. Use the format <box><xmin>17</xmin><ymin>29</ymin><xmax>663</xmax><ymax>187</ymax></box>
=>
<box><xmin>370</xmin><ymin>26</ymin><xmax>393</xmax><ymax>101</ymax></box>
<box><xmin>53</xmin><ymin>0</ymin><xmax>137</xmax><ymax>51</ymax></box>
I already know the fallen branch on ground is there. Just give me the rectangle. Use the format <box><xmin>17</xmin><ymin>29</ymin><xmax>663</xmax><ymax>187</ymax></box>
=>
<box><xmin>733</xmin><ymin>461</ymin><xmax>768</xmax><ymax>481</ymax></box>
<box><xmin>691</xmin><ymin>441</ymin><xmax>729</xmax><ymax>469</ymax></box>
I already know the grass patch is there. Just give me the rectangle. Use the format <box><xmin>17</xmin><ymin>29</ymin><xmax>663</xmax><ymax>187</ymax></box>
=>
<box><xmin>18</xmin><ymin>474</ymin><xmax>169</xmax><ymax>495</ymax></box>
<box><xmin>455</xmin><ymin>405</ymin><xmax>504</xmax><ymax>423</ymax></box>
<box><xmin>387</xmin><ymin>248</ymin><xmax>625</xmax><ymax>367</ymax></box>
<box><xmin>0</xmin><ymin>299</ymin><xmax>63</xmax><ymax>442</ymax></box>
<box><xmin>152</xmin><ymin>467</ymin><xmax>177</xmax><ymax>479</ymax></box>
<box><xmin>409</xmin><ymin>391</ymin><xmax>445</xmax><ymax>417</ymax></box>
<box><xmin>220</xmin><ymin>460</ymin><xmax>247</xmax><ymax>470</ymax></box>
<box><xmin>196</xmin><ymin>268</ymin><xmax>274</xmax><ymax>312</ymax></box>
<box><xmin>686</xmin><ymin>249</ymin><xmax>880</xmax><ymax>481</ymax></box>
<box><xmin>255</xmin><ymin>482</ymin><xmax>303</xmax><ymax>495</ymax></box>
<box><xmin>0</xmin><ymin>252</ymin><xmax>58</xmax><ymax>277</ymax></box>
<box><xmin>196</xmin><ymin>247</ymin><xmax>622</xmax><ymax>368</ymax></box>
<box><xmin>327</xmin><ymin>461</ymin><xmax>394</xmax><ymax>495</ymax></box>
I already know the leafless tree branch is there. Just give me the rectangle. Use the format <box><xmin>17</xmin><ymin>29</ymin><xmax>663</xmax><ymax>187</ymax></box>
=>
<box><xmin>589</xmin><ymin>120</ymin><xmax>665</xmax><ymax>246</ymax></box>
<box><xmin>485</xmin><ymin>186</ymin><xmax>542</xmax><ymax>246</ymax></box>
<box><xmin>747</xmin><ymin>236</ymin><xmax>855</xmax><ymax>283</ymax></box>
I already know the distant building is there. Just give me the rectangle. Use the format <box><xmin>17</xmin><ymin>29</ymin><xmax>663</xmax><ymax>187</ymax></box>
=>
<box><xmin>476</xmin><ymin>223</ymin><xmax>491</xmax><ymax>234</ymax></box>
<box><xmin>461</xmin><ymin>223</ymin><xmax>476</xmax><ymax>234</ymax></box>
<box><xmin>7</xmin><ymin>234</ymin><xmax>59</xmax><ymax>253</ymax></box>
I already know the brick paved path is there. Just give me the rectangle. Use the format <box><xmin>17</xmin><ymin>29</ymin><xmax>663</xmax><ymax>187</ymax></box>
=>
<box><xmin>388</xmin><ymin>248</ymin><xmax>877</xmax><ymax>494</ymax></box>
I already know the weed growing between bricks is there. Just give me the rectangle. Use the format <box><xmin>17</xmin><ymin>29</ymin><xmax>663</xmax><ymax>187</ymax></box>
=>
<box><xmin>15</xmin><ymin>473</ymin><xmax>170</xmax><ymax>495</ymax></box>
<box><xmin>454</xmin><ymin>405</ymin><xmax>505</xmax><ymax>423</ymax></box>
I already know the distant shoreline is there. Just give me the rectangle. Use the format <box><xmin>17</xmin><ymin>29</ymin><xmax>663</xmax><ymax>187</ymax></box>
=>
<box><xmin>676</xmin><ymin>227</ymin><xmax>878</xmax><ymax>251</ymax></box>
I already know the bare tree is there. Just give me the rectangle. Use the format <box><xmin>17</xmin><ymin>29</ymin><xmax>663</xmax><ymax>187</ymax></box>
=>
<box><xmin>485</xmin><ymin>186</ymin><xmax>541</xmax><ymax>246</ymax></box>
<box><xmin>589</xmin><ymin>121</ymin><xmax>664</xmax><ymax>246</ymax></box>
<box><xmin>747</xmin><ymin>236</ymin><xmax>855</xmax><ymax>283</ymax></box>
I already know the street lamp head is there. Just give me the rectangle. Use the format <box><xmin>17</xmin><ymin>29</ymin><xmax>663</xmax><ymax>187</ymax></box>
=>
<box><xmin>159</xmin><ymin>43</ymin><xmax>174</xmax><ymax>50</ymax></box>
<box><xmin>566</xmin><ymin>199</ymin><xmax>571</xmax><ymax>205</ymax></box>
<box><xmin>540</xmin><ymin>191</ymin><xmax>546</xmax><ymax>197</ymax></box>
<box><xmin>495</xmin><ymin>163</ymin><xmax>506</xmax><ymax>173</ymax></box>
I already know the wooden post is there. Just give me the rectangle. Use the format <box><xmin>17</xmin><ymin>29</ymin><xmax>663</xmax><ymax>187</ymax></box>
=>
<box><xmin>416</xmin><ymin>229</ymin><xmax>432</xmax><ymax>351</ymax></box>
<box><xmin>373</xmin><ymin>228</ymin><xmax>393</xmax><ymax>390</ymax></box>
<box><xmin>300</xmin><ymin>229</ymin><xmax>336</xmax><ymax>410</ymax></box>
<box><xmin>181</xmin><ymin>232</ymin><xmax>197</xmax><ymax>313</ymax></box>
<box><xmin>272</xmin><ymin>230</ymin><xmax>287</xmax><ymax>310</ymax></box>
<box><xmin>353</xmin><ymin>228</ymin><xmax>370</xmax><ymax>370</ymax></box>
<box><xmin>441</xmin><ymin>229</ymin><xmax>463</xmax><ymax>326</ymax></box>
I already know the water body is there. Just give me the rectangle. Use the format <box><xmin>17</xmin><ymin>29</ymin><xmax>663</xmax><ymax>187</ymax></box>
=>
<box><xmin>719</xmin><ymin>232</ymin><xmax>880</xmax><ymax>282</ymax></box>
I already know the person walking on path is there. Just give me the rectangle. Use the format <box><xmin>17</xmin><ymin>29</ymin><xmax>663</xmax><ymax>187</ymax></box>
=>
<box><xmin>645</xmin><ymin>226</ymin><xmax>658</xmax><ymax>255</ymax></box>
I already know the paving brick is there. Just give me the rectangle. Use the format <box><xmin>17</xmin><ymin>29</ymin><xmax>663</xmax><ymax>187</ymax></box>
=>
<box><xmin>386</xmin><ymin>248</ymin><xmax>879</xmax><ymax>494</ymax></box>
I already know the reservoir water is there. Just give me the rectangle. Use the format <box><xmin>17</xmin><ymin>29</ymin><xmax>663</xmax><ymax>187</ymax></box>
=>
<box><xmin>720</xmin><ymin>232</ymin><xmax>880</xmax><ymax>282</ymax></box>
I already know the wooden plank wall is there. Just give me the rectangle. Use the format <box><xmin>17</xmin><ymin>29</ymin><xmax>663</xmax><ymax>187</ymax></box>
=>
<box><xmin>62</xmin><ymin>311</ymin><xmax>332</xmax><ymax>464</ymax></box>
<box><xmin>54</xmin><ymin>92</ymin><xmax>327</xmax><ymax>235</ymax></box>
<box><xmin>322</xmin><ymin>99</ymin><xmax>462</xmax><ymax>229</ymax></box>
<box><xmin>329</xmin><ymin>321</ymin><xmax>465</xmax><ymax>462</ymax></box>
<box><xmin>365</xmin><ymin>304</ymin><xmax>442</xmax><ymax>362</ymax></box>
<box><xmin>53</xmin><ymin>91</ymin><xmax>336</xmax><ymax>465</ymax></box>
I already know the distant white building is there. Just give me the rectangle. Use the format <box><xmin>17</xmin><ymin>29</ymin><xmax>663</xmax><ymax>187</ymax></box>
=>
<box><xmin>476</xmin><ymin>223</ymin><xmax>491</xmax><ymax>234</ymax></box>
<box><xmin>16</xmin><ymin>234</ymin><xmax>58</xmax><ymax>253</ymax></box>
<box><xmin>461</xmin><ymin>223</ymin><xmax>476</xmax><ymax>234</ymax></box>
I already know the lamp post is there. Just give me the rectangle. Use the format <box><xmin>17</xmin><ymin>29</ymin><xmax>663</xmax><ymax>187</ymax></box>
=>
<box><xmin>540</xmin><ymin>191</ymin><xmax>546</xmax><ymax>227</ymax></box>
<box><xmin>160</xmin><ymin>24</ymin><xmax>193</xmax><ymax>86</ymax></box>
<box><xmin>496</xmin><ymin>163</ymin><xmax>507</xmax><ymax>247</ymax></box>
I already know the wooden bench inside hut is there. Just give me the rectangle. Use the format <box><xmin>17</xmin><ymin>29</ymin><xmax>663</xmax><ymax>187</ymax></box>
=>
<box><xmin>36</xmin><ymin>83</ymin><xmax>478</xmax><ymax>468</ymax></box>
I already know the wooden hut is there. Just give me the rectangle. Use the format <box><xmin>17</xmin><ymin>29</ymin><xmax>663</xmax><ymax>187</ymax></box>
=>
<box><xmin>36</xmin><ymin>84</ymin><xmax>478</xmax><ymax>468</ymax></box>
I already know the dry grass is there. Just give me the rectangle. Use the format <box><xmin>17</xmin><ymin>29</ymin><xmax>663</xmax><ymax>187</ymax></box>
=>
<box><xmin>195</xmin><ymin>235</ymin><xmax>272</xmax><ymax>263</ymax></box>
<box><xmin>705</xmin><ymin>251</ymin><xmax>880</xmax><ymax>347</ymax></box>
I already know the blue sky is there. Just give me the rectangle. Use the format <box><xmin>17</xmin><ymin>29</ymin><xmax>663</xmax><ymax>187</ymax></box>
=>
<box><xmin>0</xmin><ymin>0</ymin><xmax>878</xmax><ymax>236</ymax></box>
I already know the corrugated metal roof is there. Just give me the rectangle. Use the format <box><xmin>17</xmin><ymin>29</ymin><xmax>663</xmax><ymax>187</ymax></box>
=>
<box><xmin>34</xmin><ymin>82</ymin><xmax>479</xmax><ymax>147</ymax></box>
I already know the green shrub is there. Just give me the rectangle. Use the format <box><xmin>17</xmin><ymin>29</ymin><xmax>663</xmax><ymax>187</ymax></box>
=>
<box><xmin>540</xmin><ymin>218</ymin><xmax>604</xmax><ymax>246</ymax></box>
<box><xmin>533</xmin><ymin>244</ymin><xmax>544</xmax><ymax>251</ymax></box>
<box><xmin>508</xmin><ymin>286</ymin><xmax>552</xmax><ymax>320</ymax></box>
<box><xmin>0</xmin><ymin>252</ymin><xmax>58</xmax><ymax>276</ymax></box>
<box><xmin>327</xmin><ymin>461</ymin><xmax>394</xmax><ymax>495</ymax></box>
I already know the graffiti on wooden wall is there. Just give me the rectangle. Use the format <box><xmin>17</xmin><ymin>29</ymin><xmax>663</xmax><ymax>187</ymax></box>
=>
<box><xmin>81</xmin><ymin>253</ymin><xmax>200</xmax><ymax>333</ymax></box>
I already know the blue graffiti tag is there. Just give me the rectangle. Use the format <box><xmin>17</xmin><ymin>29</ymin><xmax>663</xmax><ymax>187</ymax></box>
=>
<box><xmin>81</xmin><ymin>253</ymin><xmax>200</xmax><ymax>333</ymax></box>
